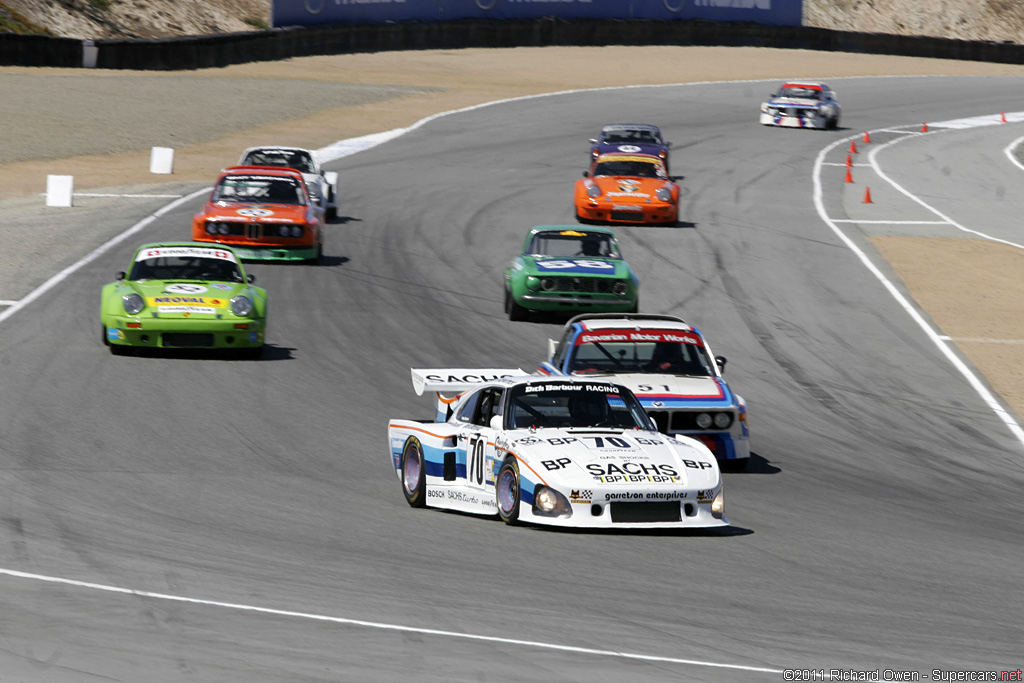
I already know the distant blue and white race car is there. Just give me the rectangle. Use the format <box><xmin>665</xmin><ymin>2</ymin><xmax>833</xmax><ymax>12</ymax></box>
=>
<box><xmin>537</xmin><ymin>314</ymin><xmax>750</xmax><ymax>470</ymax></box>
<box><xmin>589</xmin><ymin>123</ymin><xmax>672</xmax><ymax>170</ymax></box>
<box><xmin>387</xmin><ymin>369</ymin><xmax>728</xmax><ymax>528</ymax></box>
<box><xmin>759</xmin><ymin>80</ymin><xmax>841</xmax><ymax>130</ymax></box>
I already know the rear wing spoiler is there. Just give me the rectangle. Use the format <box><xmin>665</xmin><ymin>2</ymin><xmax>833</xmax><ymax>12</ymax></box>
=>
<box><xmin>410</xmin><ymin>368</ymin><xmax>526</xmax><ymax>421</ymax></box>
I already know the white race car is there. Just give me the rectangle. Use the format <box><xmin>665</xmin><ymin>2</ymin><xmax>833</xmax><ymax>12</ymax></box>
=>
<box><xmin>239</xmin><ymin>146</ymin><xmax>339</xmax><ymax>219</ymax></box>
<box><xmin>759</xmin><ymin>80</ymin><xmax>841</xmax><ymax>130</ymax></box>
<box><xmin>387</xmin><ymin>369</ymin><xmax>728</xmax><ymax>528</ymax></box>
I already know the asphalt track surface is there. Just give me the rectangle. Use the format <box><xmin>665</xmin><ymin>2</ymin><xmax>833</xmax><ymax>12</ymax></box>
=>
<box><xmin>1</xmin><ymin>75</ymin><xmax>1023</xmax><ymax>682</ymax></box>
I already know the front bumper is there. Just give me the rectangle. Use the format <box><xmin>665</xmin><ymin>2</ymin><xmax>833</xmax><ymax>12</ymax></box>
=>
<box><xmin>576</xmin><ymin>201</ymin><xmax>677</xmax><ymax>225</ymax></box>
<box><xmin>194</xmin><ymin>236</ymin><xmax>317</xmax><ymax>261</ymax></box>
<box><xmin>759</xmin><ymin>111</ymin><xmax>828</xmax><ymax>129</ymax></box>
<box><xmin>104</xmin><ymin>316</ymin><xmax>264</xmax><ymax>349</ymax></box>
<box><xmin>518</xmin><ymin>292</ymin><xmax>636</xmax><ymax>312</ymax></box>
<box><xmin>521</xmin><ymin>496</ymin><xmax>728</xmax><ymax>529</ymax></box>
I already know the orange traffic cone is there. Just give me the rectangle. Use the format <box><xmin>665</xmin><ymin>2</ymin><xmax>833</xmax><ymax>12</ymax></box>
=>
<box><xmin>844</xmin><ymin>168</ymin><xmax>854</xmax><ymax>183</ymax></box>
<box><xmin>862</xmin><ymin>131</ymin><xmax>871</xmax><ymax>143</ymax></box>
<box><xmin>845</xmin><ymin>154</ymin><xmax>853</xmax><ymax>167</ymax></box>
<box><xmin>1001</xmin><ymin>112</ymin><xmax>1007</xmax><ymax>123</ymax></box>
<box><xmin>848</xmin><ymin>140</ymin><xmax>858</xmax><ymax>154</ymax></box>
<box><xmin>863</xmin><ymin>187</ymin><xmax>873</xmax><ymax>203</ymax></box>
<box><xmin>921</xmin><ymin>122</ymin><xmax>929</xmax><ymax>132</ymax></box>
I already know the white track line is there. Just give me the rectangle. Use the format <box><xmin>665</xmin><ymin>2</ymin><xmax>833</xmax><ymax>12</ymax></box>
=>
<box><xmin>0</xmin><ymin>188</ymin><xmax>208</xmax><ymax>326</ymax></box>
<box><xmin>0</xmin><ymin>566</ymin><xmax>782</xmax><ymax>675</ymax></box>
<box><xmin>814</xmin><ymin>120</ymin><xmax>1024</xmax><ymax>448</ymax></box>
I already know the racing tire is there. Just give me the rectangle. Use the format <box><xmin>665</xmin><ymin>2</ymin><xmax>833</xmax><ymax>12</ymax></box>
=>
<box><xmin>628</xmin><ymin>299</ymin><xmax>639</xmax><ymax>314</ymax></box>
<box><xmin>496</xmin><ymin>458</ymin><xmax>522</xmax><ymax>524</ymax></box>
<box><xmin>505</xmin><ymin>288</ymin><xmax>529</xmax><ymax>322</ymax></box>
<box><xmin>101</xmin><ymin>325</ymin><xmax>110</xmax><ymax>347</ymax></box>
<box><xmin>401</xmin><ymin>437</ymin><xmax>427</xmax><ymax>508</ymax></box>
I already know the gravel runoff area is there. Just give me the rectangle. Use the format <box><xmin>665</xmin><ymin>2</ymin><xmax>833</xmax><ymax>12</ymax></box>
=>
<box><xmin>0</xmin><ymin>45</ymin><xmax>1022</xmax><ymax>418</ymax></box>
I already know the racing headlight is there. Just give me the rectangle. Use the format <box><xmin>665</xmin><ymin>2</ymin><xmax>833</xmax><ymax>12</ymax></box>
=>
<box><xmin>612</xmin><ymin>281</ymin><xmax>627</xmax><ymax>295</ymax></box>
<box><xmin>526</xmin><ymin>276</ymin><xmax>540</xmax><ymax>292</ymax></box>
<box><xmin>205</xmin><ymin>222</ymin><xmax>218</xmax><ymax>235</ymax></box>
<box><xmin>711</xmin><ymin>488</ymin><xmax>725</xmax><ymax>519</ymax></box>
<box><xmin>655</xmin><ymin>187</ymin><xmax>672</xmax><ymax>202</ymax></box>
<box><xmin>532</xmin><ymin>486</ymin><xmax>573</xmax><ymax>518</ymax></box>
<box><xmin>540</xmin><ymin>278</ymin><xmax>555</xmax><ymax>291</ymax></box>
<box><xmin>122</xmin><ymin>293</ymin><xmax>145</xmax><ymax>315</ymax></box>
<box><xmin>805</xmin><ymin>110</ymin><xmax>818</xmax><ymax>118</ymax></box>
<box><xmin>230</xmin><ymin>295</ymin><xmax>254</xmax><ymax>317</ymax></box>
<box><xmin>695</xmin><ymin>412</ymin><xmax>713</xmax><ymax>429</ymax></box>
<box><xmin>218</xmin><ymin>223</ymin><xmax>230</xmax><ymax>235</ymax></box>
<box><xmin>714</xmin><ymin>412</ymin><xmax>733</xmax><ymax>429</ymax></box>
<box><xmin>290</xmin><ymin>225</ymin><xmax>303</xmax><ymax>238</ymax></box>
<box><xmin>586</xmin><ymin>184</ymin><xmax>602</xmax><ymax>198</ymax></box>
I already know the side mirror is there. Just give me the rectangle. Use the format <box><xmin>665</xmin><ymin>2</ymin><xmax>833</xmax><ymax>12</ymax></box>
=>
<box><xmin>582</xmin><ymin>171</ymin><xmax>589</xmax><ymax>178</ymax></box>
<box><xmin>715</xmin><ymin>355</ymin><xmax>727</xmax><ymax>372</ymax></box>
<box><xmin>490</xmin><ymin>414</ymin><xmax>503</xmax><ymax>430</ymax></box>
<box><xmin>247</xmin><ymin>273</ymin><xmax>255</xmax><ymax>283</ymax></box>
<box><xmin>116</xmin><ymin>271</ymin><xmax>125</xmax><ymax>280</ymax></box>
<box><xmin>588</xmin><ymin>138</ymin><xmax>597</xmax><ymax>144</ymax></box>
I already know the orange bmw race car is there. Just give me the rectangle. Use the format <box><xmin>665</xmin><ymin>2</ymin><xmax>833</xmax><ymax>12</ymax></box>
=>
<box><xmin>574</xmin><ymin>153</ymin><xmax>679</xmax><ymax>226</ymax></box>
<box><xmin>192</xmin><ymin>165</ymin><xmax>324</xmax><ymax>263</ymax></box>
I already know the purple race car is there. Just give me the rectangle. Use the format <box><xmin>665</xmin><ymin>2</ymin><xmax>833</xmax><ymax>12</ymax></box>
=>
<box><xmin>589</xmin><ymin>124</ymin><xmax>672</xmax><ymax>172</ymax></box>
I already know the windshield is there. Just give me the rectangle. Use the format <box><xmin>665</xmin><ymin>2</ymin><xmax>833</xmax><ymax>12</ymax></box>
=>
<box><xmin>601</xmin><ymin>127</ymin><xmax>662</xmax><ymax>144</ymax></box>
<box><xmin>241</xmin><ymin>149</ymin><xmax>315</xmax><ymax>174</ymax></box>
<box><xmin>568</xmin><ymin>329</ymin><xmax>715</xmax><ymax>376</ymax></box>
<box><xmin>507</xmin><ymin>382</ymin><xmax>654</xmax><ymax>430</ymax></box>
<box><xmin>212</xmin><ymin>173</ymin><xmax>307</xmax><ymax>205</ymax></box>
<box><xmin>592</xmin><ymin>159</ymin><xmax>665</xmax><ymax>179</ymax></box>
<box><xmin>778</xmin><ymin>85</ymin><xmax>822</xmax><ymax>99</ymax></box>
<box><xmin>129</xmin><ymin>249</ymin><xmax>244</xmax><ymax>283</ymax></box>
<box><xmin>528</xmin><ymin>230</ymin><xmax>619</xmax><ymax>258</ymax></box>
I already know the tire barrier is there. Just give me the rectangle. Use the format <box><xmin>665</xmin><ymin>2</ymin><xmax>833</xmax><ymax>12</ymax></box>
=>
<box><xmin>1</xmin><ymin>19</ymin><xmax>1023</xmax><ymax>70</ymax></box>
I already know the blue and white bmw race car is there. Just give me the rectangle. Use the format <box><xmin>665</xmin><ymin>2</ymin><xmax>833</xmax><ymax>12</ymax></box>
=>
<box><xmin>537</xmin><ymin>314</ymin><xmax>751</xmax><ymax>470</ymax></box>
<box><xmin>387</xmin><ymin>369</ymin><xmax>728</xmax><ymax>529</ymax></box>
<box><xmin>759</xmin><ymin>80</ymin><xmax>841</xmax><ymax>130</ymax></box>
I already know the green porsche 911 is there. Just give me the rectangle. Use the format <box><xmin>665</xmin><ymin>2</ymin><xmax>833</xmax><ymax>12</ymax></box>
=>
<box><xmin>101</xmin><ymin>242</ymin><xmax>268</xmax><ymax>357</ymax></box>
<box><xmin>503</xmin><ymin>226</ymin><xmax>639</xmax><ymax>321</ymax></box>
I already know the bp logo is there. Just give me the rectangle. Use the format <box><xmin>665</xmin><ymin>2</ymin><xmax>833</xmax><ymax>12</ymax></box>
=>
<box><xmin>237</xmin><ymin>208</ymin><xmax>273</xmax><ymax>217</ymax></box>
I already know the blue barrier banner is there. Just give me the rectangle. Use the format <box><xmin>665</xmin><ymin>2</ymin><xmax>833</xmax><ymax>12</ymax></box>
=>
<box><xmin>273</xmin><ymin>0</ymin><xmax>802</xmax><ymax>28</ymax></box>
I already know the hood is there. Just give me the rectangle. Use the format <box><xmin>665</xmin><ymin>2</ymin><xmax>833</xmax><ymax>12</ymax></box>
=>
<box><xmin>574</xmin><ymin>372</ymin><xmax>734</xmax><ymax>409</ymax></box>
<box><xmin>768</xmin><ymin>96</ymin><xmax>822</xmax><ymax>108</ymax></box>
<box><xmin>523</xmin><ymin>256</ymin><xmax>628</xmax><ymax>277</ymax></box>
<box><xmin>590</xmin><ymin>176</ymin><xmax>670</xmax><ymax>199</ymax></box>
<box><xmin>505</xmin><ymin>428</ymin><xmax>720</xmax><ymax>492</ymax></box>
<box><xmin>203</xmin><ymin>201</ymin><xmax>310</xmax><ymax>222</ymax></box>
<box><xmin>128</xmin><ymin>280</ymin><xmax>248</xmax><ymax>319</ymax></box>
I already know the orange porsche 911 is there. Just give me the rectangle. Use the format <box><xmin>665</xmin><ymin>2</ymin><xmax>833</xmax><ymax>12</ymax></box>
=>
<box><xmin>574</xmin><ymin>153</ymin><xmax>678</xmax><ymax>226</ymax></box>
<box><xmin>192</xmin><ymin>165</ymin><xmax>323</xmax><ymax>263</ymax></box>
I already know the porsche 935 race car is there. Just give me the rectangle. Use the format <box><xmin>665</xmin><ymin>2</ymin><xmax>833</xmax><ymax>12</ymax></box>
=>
<box><xmin>387</xmin><ymin>370</ymin><xmax>727</xmax><ymax>528</ymax></box>
<box><xmin>537</xmin><ymin>314</ymin><xmax>750</xmax><ymax>470</ymax></box>
<box><xmin>100</xmin><ymin>242</ymin><xmax>267</xmax><ymax>357</ymax></box>
<box><xmin>239</xmin><ymin>146</ymin><xmax>339</xmax><ymax>220</ymax></box>
<box><xmin>503</xmin><ymin>225</ymin><xmax>639</xmax><ymax>321</ymax></box>
<box><xmin>759</xmin><ymin>80</ymin><xmax>841</xmax><ymax>130</ymax></box>
<box><xmin>574</xmin><ymin>153</ymin><xmax>678</xmax><ymax>226</ymax></box>
<box><xmin>589</xmin><ymin>123</ymin><xmax>671</xmax><ymax>171</ymax></box>
<box><xmin>192</xmin><ymin>165</ymin><xmax>324</xmax><ymax>263</ymax></box>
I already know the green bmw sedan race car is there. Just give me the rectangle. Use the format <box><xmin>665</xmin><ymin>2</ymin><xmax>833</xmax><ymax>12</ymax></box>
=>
<box><xmin>101</xmin><ymin>242</ymin><xmax>268</xmax><ymax>357</ymax></box>
<box><xmin>503</xmin><ymin>226</ymin><xmax>639</xmax><ymax>321</ymax></box>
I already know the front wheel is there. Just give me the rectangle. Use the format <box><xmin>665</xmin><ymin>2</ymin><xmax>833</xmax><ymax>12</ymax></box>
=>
<box><xmin>401</xmin><ymin>437</ymin><xmax>427</xmax><ymax>507</ymax></box>
<box><xmin>496</xmin><ymin>459</ymin><xmax>521</xmax><ymax>524</ymax></box>
<box><xmin>505</xmin><ymin>288</ymin><xmax>528</xmax><ymax>322</ymax></box>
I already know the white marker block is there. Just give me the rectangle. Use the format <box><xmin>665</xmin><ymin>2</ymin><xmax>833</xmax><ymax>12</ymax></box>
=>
<box><xmin>46</xmin><ymin>175</ymin><xmax>74</xmax><ymax>207</ymax></box>
<box><xmin>150</xmin><ymin>146</ymin><xmax>174</xmax><ymax>174</ymax></box>
<box><xmin>82</xmin><ymin>40</ymin><xmax>98</xmax><ymax>68</ymax></box>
